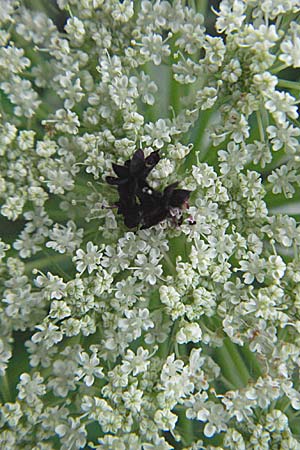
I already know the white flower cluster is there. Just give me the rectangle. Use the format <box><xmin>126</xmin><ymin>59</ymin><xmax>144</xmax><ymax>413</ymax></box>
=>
<box><xmin>0</xmin><ymin>0</ymin><xmax>300</xmax><ymax>448</ymax></box>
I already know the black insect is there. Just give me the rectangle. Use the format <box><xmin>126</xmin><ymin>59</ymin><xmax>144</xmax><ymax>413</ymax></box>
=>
<box><xmin>106</xmin><ymin>149</ymin><xmax>191</xmax><ymax>229</ymax></box>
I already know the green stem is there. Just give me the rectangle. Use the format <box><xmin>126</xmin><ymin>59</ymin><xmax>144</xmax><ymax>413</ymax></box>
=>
<box><xmin>169</xmin><ymin>32</ymin><xmax>182</xmax><ymax>118</ymax></box>
<box><xmin>219</xmin><ymin>374</ymin><xmax>237</xmax><ymax>391</ymax></box>
<box><xmin>24</xmin><ymin>253</ymin><xmax>71</xmax><ymax>274</ymax></box>
<box><xmin>278</xmin><ymin>79</ymin><xmax>300</xmax><ymax>90</ymax></box>
<box><xmin>142</xmin><ymin>62</ymin><xmax>161</xmax><ymax>123</ymax></box>
<box><xmin>271</xmin><ymin>63</ymin><xmax>289</xmax><ymax>74</ymax></box>
<box><xmin>162</xmin><ymin>250</ymin><xmax>176</xmax><ymax>275</ymax></box>
<box><xmin>224</xmin><ymin>339</ymin><xmax>251</xmax><ymax>385</ymax></box>
<box><xmin>67</xmin><ymin>5</ymin><xmax>74</xmax><ymax>17</ymax></box>
<box><xmin>239</xmin><ymin>345</ymin><xmax>263</xmax><ymax>379</ymax></box>
<box><xmin>193</xmin><ymin>111</ymin><xmax>210</xmax><ymax>157</ymax></box>
<box><xmin>182</xmin><ymin>107</ymin><xmax>215</xmax><ymax>170</ymax></box>
<box><xmin>195</xmin><ymin>0</ymin><xmax>208</xmax><ymax>15</ymax></box>
<box><xmin>181</xmin><ymin>411</ymin><xmax>194</xmax><ymax>446</ymax></box>
<box><xmin>187</xmin><ymin>0</ymin><xmax>208</xmax><ymax>15</ymax></box>
<box><xmin>256</xmin><ymin>109</ymin><xmax>265</xmax><ymax>142</ymax></box>
<box><xmin>214</xmin><ymin>345</ymin><xmax>242</xmax><ymax>388</ymax></box>
<box><xmin>214</xmin><ymin>338</ymin><xmax>250</xmax><ymax>388</ymax></box>
<box><xmin>157</xmin><ymin>339</ymin><xmax>169</xmax><ymax>359</ymax></box>
<box><xmin>279</xmin><ymin>396</ymin><xmax>292</xmax><ymax>413</ymax></box>
<box><xmin>169</xmin><ymin>70</ymin><xmax>181</xmax><ymax>117</ymax></box>
<box><xmin>0</xmin><ymin>373</ymin><xmax>12</xmax><ymax>403</ymax></box>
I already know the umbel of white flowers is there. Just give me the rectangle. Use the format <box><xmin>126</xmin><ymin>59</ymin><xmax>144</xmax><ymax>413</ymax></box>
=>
<box><xmin>0</xmin><ymin>0</ymin><xmax>300</xmax><ymax>449</ymax></box>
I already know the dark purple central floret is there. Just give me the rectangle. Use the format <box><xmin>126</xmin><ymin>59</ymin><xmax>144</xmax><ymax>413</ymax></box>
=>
<box><xmin>139</xmin><ymin>182</ymin><xmax>191</xmax><ymax>229</ymax></box>
<box><xmin>106</xmin><ymin>149</ymin><xmax>191</xmax><ymax>229</ymax></box>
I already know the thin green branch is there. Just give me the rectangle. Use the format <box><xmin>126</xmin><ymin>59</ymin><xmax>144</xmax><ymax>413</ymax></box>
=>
<box><xmin>278</xmin><ymin>79</ymin><xmax>300</xmax><ymax>91</ymax></box>
<box><xmin>24</xmin><ymin>253</ymin><xmax>72</xmax><ymax>275</ymax></box>
<box><xmin>0</xmin><ymin>373</ymin><xmax>12</xmax><ymax>403</ymax></box>
<box><xmin>214</xmin><ymin>339</ymin><xmax>251</xmax><ymax>389</ymax></box>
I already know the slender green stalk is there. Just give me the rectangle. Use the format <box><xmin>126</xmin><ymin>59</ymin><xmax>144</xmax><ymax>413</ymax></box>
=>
<box><xmin>157</xmin><ymin>339</ymin><xmax>169</xmax><ymax>359</ymax></box>
<box><xmin>214</xmin><ymin>339</ymin><xmax>251</xmax><ymax>388</ymax></box>
<box><xmin>162</xmin><ymin>249</ymin><xmax>177</xmax><ymax>274</ymax></box>
<box><xmin>239</xmin><ymin>345</ymin><xmax>263</xmax><ymax>379</ymax></box>
<box><xmin>271</xmin><ymin>63</ymin><xmax>289</xmax><ymax>74</ymax></box>
<box><xmin>183</xmin><ymin>107</ymin><xmax>215</xmax><ymax>171</ymax></box>
<box><xmin>169</xmin><ymin>33</ymin><xmax>182</xmax><ymax>118</ymax></box>
<box><xmin>196</xmin><ymin>0</ymin><xmax>209</xmax><ymax>15</ymax></box>
<box><xmin>215</xmin><ymin>344</ymin><xmax>244</xmax><ymax>388</ymax></box>
<box><xmin>256</xmin><ymin>109</ymin><xmax>266</xmax><ymax>142</ymax></box>
<box><xmin>193</xmin><ymin>110</ymin><xmax>212</xmax><ymax>157</ymax></box>
<box><xmin>169</xmin><ymin>70</ymin><xmax>181</xmax><ymax>117</ymax></box>
<box><xmin>219</xmin><ymin>374</ymin><xmax>237</xmax><ymax>391</ymax></box>
<box><xmin>224</xmin><ymin>339</ymin><xmax>251</xmax><ymax>385</ymax></box>
<box><xmin>278</xmin><ymin>79</ymin><xmax>300</xmax><ymax>90</ymax></box>
<box><xmin>0</xmin><ymin>373</ymin><xmax>12</xmax><ymax>403</ymax></box>
<box><xmin>181</xmin><ymin>412</ymin><xmax>194</xmax><ymax>446</ymax></box>
<box><xmin>24</xmin><ymin>253</ymin><xmax>71</xmax><ymax>274</ymax></box>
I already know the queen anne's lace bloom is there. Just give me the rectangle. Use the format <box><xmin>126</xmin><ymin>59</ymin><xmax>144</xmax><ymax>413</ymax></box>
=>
<box><xmin>1</xmin><ymin>0</ymin><xmax>300</xmax><ymax>448</ymax></box>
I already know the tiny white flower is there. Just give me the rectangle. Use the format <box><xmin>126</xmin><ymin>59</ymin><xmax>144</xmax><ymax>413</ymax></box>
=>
<box><xmin>176</xmin><ymin>322</ymin><xmax>202</xmax><ymax>344</ymax></box>
<box><xmin>134</xmin><ymin>248</ymin><xmax>163</xmax><ymax>285</ymax></box>
<box><xmin>73</xmin><ymin>241</ymin><xmax>103</xmax><ymax>274</ymax></box>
